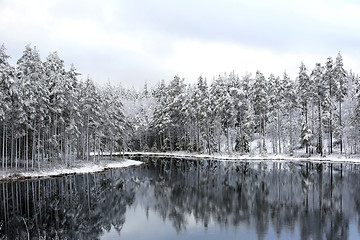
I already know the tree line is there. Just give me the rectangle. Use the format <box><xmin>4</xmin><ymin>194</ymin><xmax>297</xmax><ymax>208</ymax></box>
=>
<box><xmin>0</xmin><ymin>44</ymin><xmax>126</xmax><ymax>170</ymax></box>
<box><xmin>2</xmin><ymin>44</ymin><xmax>360</xmax><ymax>171</ymax></box>
<box><xmin>128</xmin><ymin>53</ymin><xmax>360</xmax><ymax>156</ymax></box>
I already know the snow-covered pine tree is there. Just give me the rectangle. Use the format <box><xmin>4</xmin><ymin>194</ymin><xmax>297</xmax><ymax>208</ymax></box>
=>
<box><xmin>221</xmin><ymin>74</ymin><xmax>237</xmax><ymax>154</ymax></box>
<box><xmin>333</xmin><ymin>52</ymin><xmax>348</xmax><ymax>154</ymax></box>
<box><xmin>150</xmin><ymin>80</ymin><xmax>170</xmax><ymax>151</ymax></box>
<box><xmin>310</xmin><ymin>63</ymin><xmax>326</xmax><ymax>156</ymax></box>
<box><xmin>78</xmin><ymin>77</ymin><xmax>102</xmax><ymax>161</ymax></box>
<box><xmin>182</xmin><ymin>84</ymin><xmax>196</xmax><ymax>151</ymax></box>
<box><xmin>281</xmin><ymin>71</ymin><xmax>298</xmax><ymax>155</ymax></box>
<box><xmin>165</xmin><ymin>75</ymin><xmax>187</xmax><ymax>151</ymax></box>
<box><xmin>63</xmin><ymin>64</ymin><xmax>80</xmax><ymax>165</ymax></box>
<box><xmin>250</xmin><ymin>71</ymin><xmax>268</xmax><ymax>153</ymax></box>
<box><xmin>0</xmin><ymin>44</ymin><xmax>15</xmax><ymax>170</ymax></box>
<box><xmin>233</xmin><ymin>74</ymin><xmax>252</xmax><ymax>153</ymax></box>
<box><xmin>323</xmin><ymin>56</ymin><xmax>336</xmax><ymax>154</ymax></box>
<box><xmin>16</xmin><ymin>44</ymin><xmax>48</xmax><ymax>169</ymax></box>
<box><xmin>210</xmin><ymin>75</ymin><xmax>229</xmax><ymax>153</ymax></box>
<box><xmin>267</xmin><ymin>74</ymin><xmax>283</xmax><ymax>154</ymax></box>
<box><xmin>349</xmin><ymin>72</ymin><xmax>360</xmax><ymax>153</ymax></box>
<box><xmin>297</xmin><ymin>62</ymin><xmax>313</xmax><ymax>154</ymax></box>
<box><xmin>100</xmin><ymin>83</ymin><xmax>125</xmax><ymax>160</ymax></box>
<box><xmin>44</xmin><ymin>51</ymin><xmax>68</xmax><ymax>163</ymax></box>
<box><xmin>186</xmin><ymin>76</ymin><xmax>215</xmax><ymax>154</ymax></box>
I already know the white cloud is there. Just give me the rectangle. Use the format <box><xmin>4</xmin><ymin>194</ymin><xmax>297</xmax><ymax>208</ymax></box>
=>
<box><xmin>166</xmin><ymin>40</ymin><xmax>359</xmax><ymax>82</ymax></box>
<box><xmin>0</xmin><ymin>0</ymin><xmax>360</xmax><ymax>87</ymax></box>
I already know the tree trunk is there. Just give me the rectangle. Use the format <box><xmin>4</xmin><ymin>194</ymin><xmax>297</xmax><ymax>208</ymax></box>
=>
<box><xmin>110</xmin><ymin>139</ymin><xmax>113</xmax><ymax>161</ymax></box>
<box><xmin>11</xmin><ymin>123</ymin><xmax>14</xmax><ymax>169</ymax></box>
<box><xmin>26</xmin><ymin>127</ymin><xmax>29</xmax><ymax>171</ymax></box>
<box><xmin>304</xmin><ymin>103</ymin><xmax>309</xmax><ymax>154</ymax></box>
<box><xmin>86</xmin><ymin>118</ymin><xmax>89</xmax><ymax>161</ymax></box>
<box><xmin>330</xmin><ymin>120</ymin><xmax>333</xmax><ymax>154</ymax></box>
<box><xmin>206</xmin><ymin>122</ymin><xmax>211</xmax><ymax>154</ymax></box>
<box><xmin>159</xmin><ymin>133</ymin><xmax>163</xmax><ymax>151</ymax></box>
<box><xmin>289</xmin><ymin>108</ymin><xmax>293</xmax><ymax>155</ymax></box>
<box><xmin>227</xmin><ymin>124</ymin><xmax>230</xmax><ymax>154</ymax></box>
<box><xmin>318</xmin><ymin>100</ymin><xmax>323</xmax><ymax>156</ymax></box>
<box><xmin>339</xmin><ymin>101</ymin><xmax>343</xmax><ymax>154</ymax></box>
<box><xmin>38</xmin><ymin>126</ymin><xmax>41</xmax><ymax>170</ymax></box>
<box><xmin>277</xmin><ymin>109</ymin><xmax>281</xmax><ymax>154</ymax></box>
<box><xmin>218</xmin><ymin>121</ymin><xmax>221</xmax><ymax>153</ymax></box>
<box><xmin>196</xmin><ymin>119</ymin><xmax>199</xmax><ymax>152</ymax></box>
<box><xmin>168</xmin><ymin>127</ymin><xmax>173</xmax><ymax>152</ymax></box>
<box><xmin>2</xmin><ymin>122</ymin><xmax>5</xmax><ymax>170</ymax></box>
<box><xmin>32</xmin><ymin>128</ymin><xmax>36</xmax><ymax>169</ymax></box>
<box><xmin>312</xmin><ymin>105</ymin><xmax>315</xmax><ymax>150</ymax></box>
<box><xmin>262</xmin><ymin>115</ymin><xmax>266</xmax><ymax>152</ymax></box>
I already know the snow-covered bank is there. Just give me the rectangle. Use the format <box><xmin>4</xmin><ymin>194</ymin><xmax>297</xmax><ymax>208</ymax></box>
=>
<box><xmin>0</xmin><ymin>159</ymin><xmax>144</xmax><ymax>182</ymax></box>
<box><xmin>112</xmin><ymin>151</ymin><xmax>360</xmax><ymax>164</ymax></box>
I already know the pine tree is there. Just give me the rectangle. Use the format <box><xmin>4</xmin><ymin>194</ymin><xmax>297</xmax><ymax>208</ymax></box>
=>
<box><xmin>192</xmin><ymin>76</ymin><xmax>214</xmax><ymax>153</ymax></box>
<box><xmin>333</xmin><ymin>52</ymin><xmax>348</xmax><ymax>154</ymax></box>
<box><xmin>351</xmin><ymin>73</ymin><xmax>360</xmax><ymax>153</ymax></box>
<box><xmin>167</xmin><ymin>75</ymin><xmax>187</xmax><ymax>151</ymax></box>
<box><xmin>297</xmin><ymin>62</ymin><xmax>313</xmax><ymax>154</ymax></box>
<box><xmin>62</xmin><ymin>64</ymin><xmax>80</xmax><ymax>165</ymax></box>
<box><xmin>78</xmin><ymin>78</ymin><xmax>102</xmax><ymax>161</ymax></box>
<box><xmin>268</xmin><ymin>74</ymin><xmax>283</xmax><ymax>154</ymax></box>
<box><xmin>220</xmin><ymin>75</ymin><xmax>236</xmax><ymax>154</ymax></box>
<box><xmin>150</xmin><ymin>80</ymin><xmax>169</xmax><ymax>151</ymax></box>
<box><xmin>282</xmin><ymin>72</ymin><xmax>297</xmax><ymax>155</ymax></box>
<box><xmin>100</xmin><ymin>83</ymin><xmax>125</xmax><ymax>160</ymax></box>
<box><xmin>0</xmin><ymin>44</ymin><xmax>15</xmax><ymax>170</ymax></box>
<box><xmin>234</xmin><ymin>74</ymin><xmax>253</xmax><ymax>153</ymax></box>
<box><xmin>323</xmin><ymin>56</ymin><xmax>336</xmax><ymax>154</ymax></box>
<box><xmin>311</xmin><ymin>63</ymin><xmax>326</xmax><ymax>156</ymax></box>
<box><xmin>44</xmin><ymin>51</ymin><xmax>68</xmax><ymax>163</ymax></box>
<box><xmin>210</xmin><ymin>75</ymin><xmax>229</xmax><ymax>153</ymax></box>
<box><xmin>17</xmin><ymin>45</ymin><xmax>49</xmax><ymax>169</ymax></box>
<box><xmin>250</xmin><ymin>71</ymin><xmax>268</xmax><ymax>153</ymax></box>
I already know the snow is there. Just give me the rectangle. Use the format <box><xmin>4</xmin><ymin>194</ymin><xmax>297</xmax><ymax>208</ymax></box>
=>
<box><xmin>0</xmin><ymin>159</ymin><xmax>144</xmax><ymax>181</ymax></box>
<box><xmin>110</xmin><ymin>151</ymin><xmax>360</xmax><ymax>164</ymax></box>
<box><xmin>2</xmin><ymin>151</ymin><xmax>360</xmax><ymax>182</ymax></box>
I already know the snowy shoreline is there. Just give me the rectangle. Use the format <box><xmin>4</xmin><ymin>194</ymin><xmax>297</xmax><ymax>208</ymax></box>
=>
<box><xmin>1</xmin><ymin>152</ymin><xmax>360</xmax><ymax>182</ymax></box>
<box><xmin>115</xmin><ymin>151</ymin><xmax>360</xmax><ymax>164</ymax></box>
<box><xmin>0</xmin><ymin>159</ymin><xmax>144</xmax><ymax>182</ymax></box>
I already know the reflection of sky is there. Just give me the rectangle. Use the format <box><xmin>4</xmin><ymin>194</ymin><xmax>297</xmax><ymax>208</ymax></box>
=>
<box><xmin>101</xmin><ymin>205</ymin><xmax>305</xmax><ymax>240</ymax></box>
<box><xmin>99</xmin><ymin>160</ymin><xmax>360</xmax><ymax>240</ymax></box>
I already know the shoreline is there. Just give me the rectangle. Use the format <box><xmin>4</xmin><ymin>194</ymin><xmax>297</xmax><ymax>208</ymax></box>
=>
<box><xmin>1</xmin><ymin>152</ymin><xmax>359</xmax><ymax>182</ymax></box>
<box><xmin>116</xmin><ymin>151</ymin><xmax>360</xmax><ymax>164</ymax></box>
<box><xmin>0</xmin><ymin>159</ymin><xmax>144</xmax><ymax>182</ymax></box>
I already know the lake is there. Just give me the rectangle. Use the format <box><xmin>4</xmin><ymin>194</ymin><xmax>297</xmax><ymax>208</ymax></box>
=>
<box><xmin>1</xmin><ymin>157</ymin><xmax>360</xmax><ymax>239</ymax></box>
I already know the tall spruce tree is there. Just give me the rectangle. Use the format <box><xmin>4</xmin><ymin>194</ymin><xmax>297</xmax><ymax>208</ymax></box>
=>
<box><xmin>282</xmin><ymin>72</ymin><xmax>297</xmax><ymax>155</ymax></box>
<box><xmin>323</xmin><ymin>56</ymin><xmax>335</xmax><ymax>154</ymax></box>
<box><xmin>250</xmin><ymin>71</ymin><xmax>268</xmax><ymax>153</ymax></box>
<box><xmin>0</xmin><ymin>44</ymin><xmax>15</xmax><ymax>169</ymax></box>
<box><xmin>311</xmin><ymin>63</ymin><xmax>326</xmax><ymax>156</ymax></box>
<box><xmin>333</xmin><ymin>52</ymin><xmax>348</xmax><ymax>154</ymax></box>
<box><xmin>297</xmin><ymin>62</ymin><xmax>313</xmax><ymax>154</ymax></box>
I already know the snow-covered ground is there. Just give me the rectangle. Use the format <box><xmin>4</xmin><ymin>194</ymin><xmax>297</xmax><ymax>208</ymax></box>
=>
<box><xmin>0</xmin><ymin>159</ymin><xmax>144</xmax><ymax>181</ymax></box>
<box><xmin>112</xmin><ymin>151</ymin><xmax>360</xmax><ymax>164</ymax></box>
<box><xmin>2</xmin><ymin>151</ymin><xmax>359</xmax><ymax>182</ymax></box>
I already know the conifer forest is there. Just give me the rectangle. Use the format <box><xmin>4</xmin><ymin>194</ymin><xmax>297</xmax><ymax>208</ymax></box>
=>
<box><xmin>1</xmin><ymin>44</ymin><xmax>360</xmax><ymax>170</ymax></box>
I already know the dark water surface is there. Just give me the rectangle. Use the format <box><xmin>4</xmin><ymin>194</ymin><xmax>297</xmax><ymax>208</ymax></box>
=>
<box><xmin>1</xmin><ymin>157</ymin><xmax>360</xmax><ymax>239</ymax></box>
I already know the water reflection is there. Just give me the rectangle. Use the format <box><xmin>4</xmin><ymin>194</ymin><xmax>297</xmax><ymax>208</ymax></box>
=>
<box><xmin>1</xmin><ymin>158</ymin><xmax>360</xmax><ymax>239</ymax></box>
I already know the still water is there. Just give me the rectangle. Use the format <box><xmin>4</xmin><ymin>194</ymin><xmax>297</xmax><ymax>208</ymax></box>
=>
<box><xmin>1</xmin><ymin>157</ymin><xmax>360</xmax><ymax>239</ymax></box>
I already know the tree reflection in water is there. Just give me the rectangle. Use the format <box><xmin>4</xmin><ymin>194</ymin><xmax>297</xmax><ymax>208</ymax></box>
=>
<box><xmin>1</xmin><ymin>157</ymin><xmax>360</xmax><ymax>239</ymax></box>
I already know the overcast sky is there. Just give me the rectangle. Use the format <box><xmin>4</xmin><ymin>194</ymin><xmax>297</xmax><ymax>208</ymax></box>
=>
<box><xmin>1</xmin><ymin>0</ymin><xmax>360</xmax><ymax>88</ymax></box>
